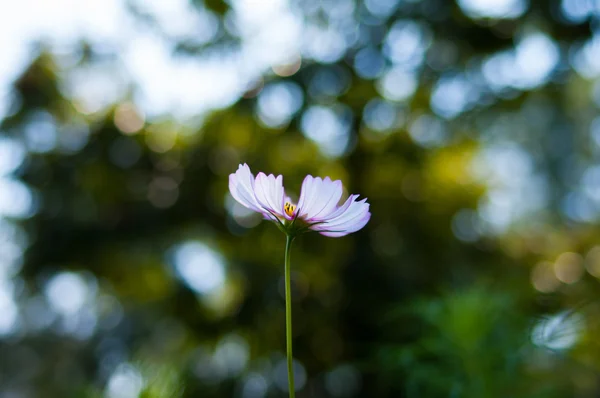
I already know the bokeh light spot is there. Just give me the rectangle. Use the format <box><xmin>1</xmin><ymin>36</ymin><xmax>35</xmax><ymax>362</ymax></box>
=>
<box><xmin>301</xmin><ymin>105</ymin><xmax>352</xmax><ymax>157</ymax></box>
<box><xmin>363</xmin><ymin>99</ymin><xmax>398</xmax><ymax>132</ymax></box>
<box><xmin>531</xmin><ymin>261</ymin><xmax>561</xmax><ymax>293</ymax></box>
<box><xmin>325</xmin><ymin>365</ymin><xmax>361</xmax><ymax>397</ymax></box>
<box><xmin>585</xmin><ymin>246</ymin><xmax>600</xmax><ymax>277</ymax></box>
<box><xmin>44</xmin><ymin>272</ymin><xmax>89</xmax><ymax>316</ymax></box>
<box><xmin>257</xmin><ymin>82</ymin><xmax>303</xmax><ymax>128</ymax></box>
<box><xmin>554</xmin><ymin>252</ymin><xmax>584</xmax><ymax>284</ymax></box>
<box><xmin>114</xmin><ymin>102</ymin><xmax>145</xmax><ymax>135</ymax></box>
<box><xmin>169</xmin><ymin>241</ymin><xmax>226</xmax><ymax>295</ymax></box>
<box><xmin>377</xmin><ymin>67</ymin><xmax>418</xmax><ymax>101</ymax></box>
<box><xmin>0</xmin><ymin>137</ymin><xmax>25</xmax><ymax>177</ymax></box>
<box><xmin>458</xmin><ymin>0</ymin><xmax>528</xmax><ymax>19</ymax></box>
<box><xmin>273</xmin><ymin>358</ymin><xmax>306</xmax><ymax>392</ymax></box>
<box><xmin>106</xmin><ymin>363</ymin><xmax>144</xmax><ymax>398</ymax></box>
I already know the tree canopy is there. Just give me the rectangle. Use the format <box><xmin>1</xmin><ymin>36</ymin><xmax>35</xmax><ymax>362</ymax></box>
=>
<box><xmin>1</xmin><ymin>0</ymin><xmax>600</xmax><ymax>397</ymax></box>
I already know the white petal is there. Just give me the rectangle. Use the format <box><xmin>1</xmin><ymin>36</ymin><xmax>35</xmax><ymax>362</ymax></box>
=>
<box><xmin>297</xmin><ymin>176</ymin><xmax>343</xmax><ymax>220</ymax></box>
<box><xmin>254</xmin><ymin>172</ymin><xmax>285</xmax><ymax>217</ymax></box>
<box><xmin>306</xmin><ymin>178</ymin><xmax>343</xmax><ymax>221</ymax></box>
<box><xmin>296</xmin><ymin>175</ymin><xmax>315</xmax><ymax>217</ymax></box>
<box><xmin>229</xmin><ymin>164</ymin><xmax>262</xmax><ymax>212</ymax></box>
<box><xmin>312</xmin><ymin>196</ymin><xmax>371</xmax><ymax>237</ymax></box>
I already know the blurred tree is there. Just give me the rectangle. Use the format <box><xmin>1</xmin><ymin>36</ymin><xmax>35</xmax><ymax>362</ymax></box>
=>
<box><xmin>1</xmin><ymin>0</ymin><xmax>600</xmax><ymax>397</ymax></box>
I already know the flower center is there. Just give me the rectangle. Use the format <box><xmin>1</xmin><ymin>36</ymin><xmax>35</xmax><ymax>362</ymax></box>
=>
<box><xmin>284</xmin><ymin>201</ymin><xmax>296</xmax><ymax>218</ymax></box>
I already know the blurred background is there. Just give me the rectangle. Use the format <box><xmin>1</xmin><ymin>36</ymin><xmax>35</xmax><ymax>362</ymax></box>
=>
<box><xmin>1</xmin><ymin>0</ymin><xmax>600</xmax><ymax>397</ymax></box>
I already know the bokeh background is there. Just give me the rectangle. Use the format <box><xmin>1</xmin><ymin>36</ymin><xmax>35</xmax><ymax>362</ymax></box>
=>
<box><xmin>1</xmin><ymin>0</ymin><xmax>600</xmax><ymax>397</ymax></box>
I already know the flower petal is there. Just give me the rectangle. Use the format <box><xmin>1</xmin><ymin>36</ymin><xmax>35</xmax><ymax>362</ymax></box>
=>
<box><xmin>229</xmin><ymin>164</ymin><xmax>262</xmax><ymax>213</ymax></box>
<box><xmin>307</xmin><ymin>178</ymin><xmax>343</xmax><ymax>221</ymax></box>
<box><xmin>296</xmin><ymin>175</ymin><xmax>315</xmax><ymax>217</ymax></box>
<box><xmin>320</xmin><ymin>194</ymin><xmax>359</xmax><ymax>220</ymax></box>
<box><xmin>297</xmin><ymin>176</ymin><xmax>343</xmax><ymax>220</ymax></box>
<box><xmin>311</xmin><ymin>196</ymin><xmax>371</xmax><ymax>237</ymax></box>
<box><xmin>318</xmin><ymin>213</ymin><xmax>371</xmax><ymax>237</ymax></box>
<box><xmin>254</xmin><ymin>172</ymin><xmax>286</xmax><ymax>218</ymax></box>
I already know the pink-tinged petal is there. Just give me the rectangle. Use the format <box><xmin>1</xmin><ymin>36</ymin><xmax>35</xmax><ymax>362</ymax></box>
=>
<box><xmin>314</xmin><ymin>198</ymin><xmax>369</xmax><ymax>230</ymax></box>
<box><xmin>319</xmin><ymin>212</ymin><xmax>371</xmax><ymax>237</ymax></box>
<box><xmin>302</xmin><ymin>178</ymin><xmax>324</xmax><ymax>217</ymax></box>
<box><xmin>254</xmin><ymin>172</ymin><xmax>286</xmax><ymax>218</ymax></box>
<box><xmin>297</xmin><ymin>176</ymin><xmax>343</xmax><ymax>220</ymax></box>
<box><xmin>229</xmin><ymin>164</ymin><xmax>262</xmax><ymax>213</ymax></box>
<box><xmin>296</xmin><ymin>175</ymin><xmax>315</xmax><ymax>217</ymax></box>
<box><xmin>306</xmin><ymin>178</ymin><xmax>343</xmax><ymax>221</ymax></box>
<box><xmin>316</xmin><ymin>194</ymin><xmax>358</xmax><ymax>221</ymax></box>
<box><xmin>311</xmin><ymin>196</ymin><xmax>371</xmax><ymax>237</ymax></box>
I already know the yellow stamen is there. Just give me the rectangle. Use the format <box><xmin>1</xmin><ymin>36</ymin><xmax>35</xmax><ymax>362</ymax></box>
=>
<box><xmin>284</xmin><ymin>201</ymin><xmax>296</xmax><ymax>218</ymax></box>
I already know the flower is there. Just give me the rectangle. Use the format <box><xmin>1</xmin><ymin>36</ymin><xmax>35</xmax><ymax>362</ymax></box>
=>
<box><xmin>229</xmin><ymin>163</ymin><xmax>371</xmax><ymax>237</ymax></box>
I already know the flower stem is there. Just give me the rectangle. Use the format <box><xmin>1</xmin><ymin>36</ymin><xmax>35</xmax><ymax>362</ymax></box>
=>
<box><xmin>284</xmin><ymin>235</ymin><xmax>295</xmax><ymax>398</ymax></box>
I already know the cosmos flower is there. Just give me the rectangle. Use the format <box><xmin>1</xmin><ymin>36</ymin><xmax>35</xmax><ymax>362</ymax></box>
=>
<box><xmin>229</xmin><ymin>163</ymin><xmax>370</xmax><ymax>396</ymax></box>
<box><xmin>229</xmin><ymin>163</ymin><xmax>370</xmax><ymax>237</ymax></box>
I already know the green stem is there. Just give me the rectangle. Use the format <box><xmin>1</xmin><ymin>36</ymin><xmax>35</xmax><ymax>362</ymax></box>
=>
<box><xmin>284</xmin><ymin>235</ymin><xmax>295</xmax><ymax>398</ymax></box>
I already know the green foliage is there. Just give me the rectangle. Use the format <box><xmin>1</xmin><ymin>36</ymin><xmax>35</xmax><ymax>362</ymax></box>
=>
<box><xmin>378</xmin><ymin>286</ymin><xmax>568</xmax><ymax>398</ymax></box>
